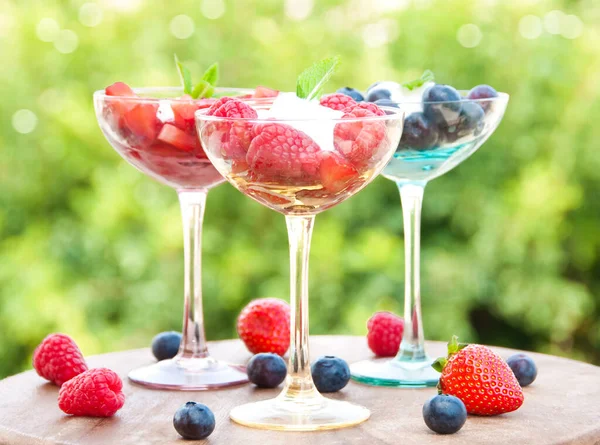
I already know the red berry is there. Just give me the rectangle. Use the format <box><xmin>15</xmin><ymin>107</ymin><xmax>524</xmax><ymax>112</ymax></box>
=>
<box><xmin>319</xmin><ymin>151</ymin><xmax>359</xmax><ymax>193</ymax></box>
<box><xmin>246</xmin><ymin>123</ymin><xmax>321</xmax><ymax>183</ymax></box>
<box><xmin>123</xmin><ymin>103</ymin><xmax>160</xmax><ymax>144</ymax></box>
<box><xmin>104</xmin><ymin>82</ymin><xmax>136</xmax><ymax>127</ymax></box>
<box><xmin>171</xmin><ymin>96</ymin><xmax>215</xmax><ymax>132</ymax></box>
<box><xmin>206</xmin><ymin>98</ymin><xmax>258</xmax><ymax>161</ymax></box>
<box><xmin>206</xmin><ymin>96</ymin><xmax>235</xmax><ymax>115</ymax></box>
<box><xmin>157</xmin><ymin>124</ymin><xmax>197</xmax><ymax>153</ymax></box>
<box><xmin>58</xmin><ymin>368</ymin><xmax>125</xmax><ymax>417</ymax></box>
<box><xmin>105</xmin><ymin>82</ymin><xmax>135</xmax><ymax>97</ymax></box>
<box><xmin>437</xmin><ymin>339</ymin><xmax>524</xmax><ymax>416</ymax></box>
<box><xmin>334</xmin><ymin>107</ymin><xmax>386</xmax><ymax>168</ymax></box>
<box><xmin>253</xmin><ymin>86</ymin><xmax>279</xmax><ymax>99</ymax></box>
<box><xmin>33</xmin><ymin>334</ymin><xmax>88</xmax><ymax>386</ymax></box>
<box><xmin>320</xmin><ymin>93</ymin><xmax>357</xmax><ymax>111</ymax></box>
<box><xmin>344</xmin><ymin>102</ymin><xmax>386</xmax><ymax>116</ymax></box>
<box><xmin>237</xmin><ymin>298</ymin><xmax>290</xmax><ymax>356</ymax></box>
<box><xmin>366</xmin><ymin>312</ymin><xmax>404</xmax><ymax>357</ymax></box>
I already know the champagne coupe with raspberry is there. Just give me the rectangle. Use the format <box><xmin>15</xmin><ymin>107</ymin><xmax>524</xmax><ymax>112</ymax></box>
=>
<box><xmin>94</xmin><ymin>81</ymin><xmax>276</xmax><ymax>390</ymax></box>
<box><xmin>196</xmin><ymin>84</ymin><xmax>404</xmax><ymax>430</ymax></box>
<box><xmin>350</xmin><ymin>83</ymin><xmax>509</xmax><ymax>387</ymax></box>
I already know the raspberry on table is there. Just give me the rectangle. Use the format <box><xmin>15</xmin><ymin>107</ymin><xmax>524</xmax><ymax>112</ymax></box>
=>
<box><xmin>58</xmin><ymin>368</ymin><xmax>125</xmax><ymax>417</ymax></box>
<box><xmin>32</xmin><ymin>333</ymin><xmax>88</xmax><ymax>386</ymax></box>
<box><xmin>246</xmin><ymin>123</ymin><xmax>322</xmax><ymax>182</ymax></box>
<box><xmin>320</xmin><ymin>93</ymin><xmax>357</xmax><ymax>111</ymax></box>
<box><xmin>366</xmin><ymin>311</ymin><xmax>404</xmax><ymax>357</ymax></box>
<box><xmin>237</xmin><ymin>298</ymin><xmax>290</xmax><ymax>356</ymax></box>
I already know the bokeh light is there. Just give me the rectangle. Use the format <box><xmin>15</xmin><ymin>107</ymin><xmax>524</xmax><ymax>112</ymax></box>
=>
<box><xmin>561</xmin><ymin>15</ymin><xmax>584</xmax><ymax>39</ymax></box>
<box><xmin>54</xmin><ymin>29</ymin><xmax>79</xmax><ymax>53</ymax></box>
<box><xmin>457</xmin><ymin>23</ymin><xmax>483</xmax><ymax>48</ymax></box>
<box><xmin>200</xmin><ymin>0</ymin><xmax>226</xmax><ymax>20</ymax></box>
<box><xmin>519</xmin><ymin>15</ymin><xmax>543</xmax><ymax>39</ymax></box>
<box><xmin>285</xmin><ymin>0</ymin><xmax>314</xmax><ymax>21</ymax></box>
<box><xmin>12</xmin><ymin>110</ymin><xmax>38</xmax><ymax>134</ymax></box>
<box><xmin>169</xmin><ymin>15</ymin><xmax>195</xmax><ymax>40</ymax></box>
<box><xmin>79</xmin><ymin>3</ymin><xmax>104</xmax><ymax>28</ymax></box>
<box><xmin>36</xmin><ymin>18</ymin><xmax>60</xmax><ymax>42</ymax></box>
<box><xmin>543</xmin><ymin>10</ymin><xmax>564</xmax><ymax>34</ymax></box>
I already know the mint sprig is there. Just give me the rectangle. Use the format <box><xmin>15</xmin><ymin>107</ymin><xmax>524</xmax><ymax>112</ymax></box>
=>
<box><xmin>402</xmin><ymin>69</ymin><xmax>435</xmax><ymax>91</ymax></box>
<box><xmin>296</xmin><ymin>56</ymin><xmax>340</xmax><ymax>100</ymax></box>
<box><xmin>174</xmin><ymin>55</ymin><xmax>219</xmax><ymax>99</ymax></box>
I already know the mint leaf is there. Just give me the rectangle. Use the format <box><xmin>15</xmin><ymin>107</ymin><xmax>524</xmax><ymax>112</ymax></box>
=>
<box><xmin>402</xmin><ymin>69</ymin><xmax>435</xmax><ymax>91</ymax></box>
<box><xmin>296</xmin><ymin>56</ymin><xmax>340</xmax><ymax>100</ymax></box>
<box><xmin>192</xmin><ymin>80</ymin><xmax>215</xmax><ymax>99</ymax></box>
<box><xmin>201</xmin><ymin>62</ymin><xmax>219</xmax><ymax>86</ymax></box>
<box><xmin>174</xmin><ymin>54</ymin><xmax>193</xmax><ymax>95</ymax></box>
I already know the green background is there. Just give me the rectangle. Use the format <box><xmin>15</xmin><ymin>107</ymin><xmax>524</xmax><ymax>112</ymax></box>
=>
<box><xmin>1</xmin><ymin>0</ymin><xmax>599</xmax><ymax>379</ymax></box>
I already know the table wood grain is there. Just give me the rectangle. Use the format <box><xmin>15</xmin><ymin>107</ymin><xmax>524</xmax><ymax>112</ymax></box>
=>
<box><xmin>0</xmin><ymin>336</ymin><xmax>599</xmax><ymax>445</ymax></box>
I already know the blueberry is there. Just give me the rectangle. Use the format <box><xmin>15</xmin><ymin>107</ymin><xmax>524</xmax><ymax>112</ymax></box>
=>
<box><xmin>374</xmin><ymin>99</ymin><xmax>399</xmax><ymax>108</ymax></box>
<box><xmin>151</xmin><ymin>331</ymin><xmax>181</xmax><ymax>361</ymax></box>
<box><xmin>423</xmin><ymin>394</ymin><xmax>467</xmax><ymax>435</ymax></box>
<box><xmin>506</xmin><ymin>353</ymin><xmax>537</xmax><ymax>387</ymax></box>
<box><xmin>444</xmin><ymin>101</ymin><xmax>485</xmax><ymax>141</ymax></box>
<box><xmin>399</xmin><ymin>112</ymin><xmax>438</xmax><ymax>150</ymax></box>
<box><xmin>467</xmin><ymin>84</ymin><xmax>498</xmax><ymax>112</ymax></box>
<box><xmin>247</xmin><ymin>353</ymin><xmax>287</xmax><ymax>388</ymax></box>
<box><xmin>423</xmin><ymin>84</ymin><xmax>462</xmax><ymax>127</ymax></box>
<box><xmin>173</xmin><ymin>402</ymin><xmax>216</xmax><ymax>440</ymax></box>
<box><xmin>337</xmin><ymin>87</ymin><xmax>364</xmax><ymax>102</ymax></box>
<box><xmin>366</xmin><ymin>87</ymin><xmax>392</xmax><ymax>102</ymax></box>
<box><xmin>311</xmin><ymin>356</ymin><xmax>351</xmax><ymax>393</ymax></box>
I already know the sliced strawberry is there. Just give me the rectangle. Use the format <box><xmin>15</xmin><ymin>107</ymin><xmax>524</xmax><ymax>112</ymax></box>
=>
<box><xmin>172</xmin><ymin>97</ymin><xmax>216</xmax><ymax>132</ymax></box>
<box><xmin>105</xmin><ymin>82</ymin><xmax>135</xmax><ymax>97</ymax></box>
<box><xmin>123</xmin><ymin>103</ymin><xmax>160</xmax><ymax>143</ymax></box>
<box><xmin>157</xmin><ymin>124</ymin><xmax>197</xmax><ymax>153</ymax></box>
<box><xmin>319</xmin><ymin>151</ymin><xmax>359</xmax><ymax>192</ymax></box>
<box><xmin>253</xmin><ymin>86</ymin><xmax>279</xmax><ymax>99</ymax></box>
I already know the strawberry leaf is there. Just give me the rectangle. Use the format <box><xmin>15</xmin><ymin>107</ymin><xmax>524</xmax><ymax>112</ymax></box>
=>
<box><xmin>402</xmin><ymin>69</ymin><xmax>435</xmax><ymax>91</ymax></box>
<box><xmin>431</xmin><ymin>357</ymin><xmax>447</xmax><ymax>373</ymax></box>
<box><xmin>296</xmin><ymin>56</ymin><xmax>340</xmax><ymax>100</ymax></box>
<box><xmin>174</xmin><ymin>54</ymin><xmax>193</xmax><ymax>95</ymax></box>
<box><xmin>192</xmin><ymin>80</ymin><xmax>215</xmax><ymax>99</ymax></box>
<box><xmin>201</xmin><ymin>62</ymin><xmax>219</xmax><ymax>86</ymax></box>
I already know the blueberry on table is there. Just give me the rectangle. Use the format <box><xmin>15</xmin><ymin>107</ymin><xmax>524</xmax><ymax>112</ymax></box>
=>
<box><xmin>506</xmin><ymin>353</ymin><xmax>538</xmax><ymax>387</ymax></box>
<box><xmin>423</xmin><ymin>84</ymin><xmax>462</xmax><ymax>127</ymax></box>
<box><xmin>337</xmin><ymin>87</ymin><xmax>364</xmax><ymax>102</ymax></box>
<box><xmin>399</xmin><ymin>112</ymin><xmax>438</xmax><ymax>150</ymax></box>
<box><xmin>467</xmin><ymin>84</ymin><xmax>498</xmax><ymax>112</ymax></box>
<box><xmin>247</xmin><ymin>353</ymin><xmax>287</xmax><ymax>388</ymax></box>
<box><xmin>311</xmin><ymin>356</ymin><xmax>351</xmax><ymax>393</ymax></box>
<box><xmin>151</xmin><ymin>331</ymin><xmax>182</xmax><ymax>361</ymax></box>
<box><xmin>423</xmin><ymin>394</ymin><xmax>467</xmax><ymax>435</ymax></box>
<box><xmin>173</xmin><ymin>402</ymin><xmax>216</xmax><ymax>440</ymax></box>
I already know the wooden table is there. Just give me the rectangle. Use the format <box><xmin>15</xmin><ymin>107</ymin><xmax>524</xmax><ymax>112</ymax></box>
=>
<box><xmin>0</xmin><ymin>336</ymin><xmax>599</xmax><ymax>444</ymax></box>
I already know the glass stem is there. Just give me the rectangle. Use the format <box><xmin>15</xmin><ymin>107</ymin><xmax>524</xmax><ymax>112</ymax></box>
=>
<box><xmin>177</xmin><ymin>189</ymin><xmax>209</xmax><ymax>359</ymax></box>
<box><xmin>396</xmin><ymin>181</ymin><xmax>428</xmax><ymax>362</ymax></box>
<box><xmin>279</xmin><ymin>215</ymin><xmax>321</xmax><ymax>403</ymax></box>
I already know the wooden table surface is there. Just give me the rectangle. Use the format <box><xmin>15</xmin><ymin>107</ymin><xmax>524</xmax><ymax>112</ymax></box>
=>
<box><xmin>0</xmin><ymin>336</ymin><xmax>599</xmax><ymax>445</ymax></box>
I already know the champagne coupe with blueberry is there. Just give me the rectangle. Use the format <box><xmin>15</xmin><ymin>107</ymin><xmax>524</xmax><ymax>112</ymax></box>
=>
<box><xmin>93</xmin><ymin>59</ymin><xmax>278</xmax><ymax>390</ymax></box>
<box><xmin>350</xmin><ymin>75</ymin><xmax>508</xmax><ymax>387</ymax></box>
<box><xmin>196</xmin><ymin>57</ymin><xmax>404</xmax><ymax>430</ymax></box>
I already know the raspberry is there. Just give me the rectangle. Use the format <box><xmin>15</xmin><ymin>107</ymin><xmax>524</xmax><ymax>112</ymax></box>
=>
<box><xmin>366</xmin><ymin>312</ymin><xmax>404</xmax><ymax>357</ymax></box>
<box><xmin>33</xmin><ymin>334</ymin><xmax>88</xmax><ymax>386</ymax></box>
<box><xmin>334</xmin><ymin>107</ymin><xmax>386</xmax><ymax>167</ymax></box>
<box><xmin>344</xmin><ymin>102</ymin><xmax>386</xmax><ymax>116</ymax></box>
<box><xmin>58</xmin><ymin>368</ymin><xmax>125</xmax><ymax>417</ymax></box>
<box><xmin>237</xmin><ymin>298</ymin><xmax>290</xmax><ymax>356</ymax></box>
<box><xmin>320</xmin><ymin>93</ymin><xmax>357</xmax><ymax>111</ymax></box>
<box><xmin>206</xmin><ymin>98</ymin><xmax>258</xmax><ymax>161</ymax></box>
<box><xmin>246</xmin><ymin>123</ymin><xmax>321</xmax><ymax>183</ymax></box>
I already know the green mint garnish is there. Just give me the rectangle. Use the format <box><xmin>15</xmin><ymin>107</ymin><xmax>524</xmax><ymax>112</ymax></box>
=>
<box><xmin>402</xmin><ymin>69</ymin><xmax>435</xmax><ymax>91</ymax></box>
<box><xmin>296</xmin><ymin>56</ymin><xmax>340</xmax><ymax>100</ymax></box>
<box><xmin>174</xmin><ymin>54</ymin><xmax>219</xmax><ymax>99</ymax></box>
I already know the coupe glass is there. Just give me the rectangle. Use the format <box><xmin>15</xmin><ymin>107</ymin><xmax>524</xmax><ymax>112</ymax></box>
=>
<box><xmin>350</xmin><ymin>92</ymin><xmax>509</xmax><ymax>387</ymax></box>
<box><xmin>94</xmin><ymin>87</ymin><xmax>266</xmax><ymax>390</ymax></box>
<box><xmin>196</xmin><ymin>103</ymin><xmax>404</xmax><ymax>430</ymax></box>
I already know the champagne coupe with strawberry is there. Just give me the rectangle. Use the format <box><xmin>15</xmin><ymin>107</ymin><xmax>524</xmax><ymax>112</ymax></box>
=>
<box><xmin>350</xmin><ymin>74</ymin><xmax>509</xmax><ymax>387</ymax></box>
<box><xmin>93</xmin><ymin>58</ymin><xmax>278</xmax><ymax>390</ymax></box>
<box><xmin>196</xmin><ymin>57</ymin><xmax>404</xmax><ymax>430</ymax></box>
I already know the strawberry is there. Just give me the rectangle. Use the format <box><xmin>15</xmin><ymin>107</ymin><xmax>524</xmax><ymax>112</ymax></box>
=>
<box><xmin>123</xmin><ymin>103</ymin><xmax>160</xmax><ymax>144</ymax></box>
<box><xmin>253</xmin><ymin>86</ymin><xmax>279</xmax><ymax>98</ymax></box>
<box><xmin>105</xmin><ymin>82</ymin><xmax>135</xmax><ymax>97</ymax></box>
<box><xmin>171</xmin><ymin>96</ymin><xmax>215</xmax><ymax>132</ymax></box>
<box><xmin>237</xmin><ymin>298</ymin><xmax>290</xmax><ymax>356</ymax></box>
<box><xmin>333</xmin><ymin>107</ymin><xmax>386</xmax><ymax>168</ymax></box>
<box><xmin>105</xmin><ymin>82</ymin><xmax>136</xmax><ymax>127</ymax></box>
<box><xmin>433</xmin><ymin>336</ymin><xmax>524</xmax><ymax>416</ymax></box>
<box><xmin>157</xmin><ymin>124</ymin><xmax>197</xmax><ymax>153</ymax></box>
<box><xmin>319</xmin><ymin>151</ymin><xmax>359</xmax><ymax>192</ymax></box>
<box><xmin>320</xmin><ymin>93</ymin><xmax>357</xmax><ymax>111</ymax></box>
<box><xmin>246</xmin><ymin>123</ymin><xmax>321</xmax><ymax>183</ymax></box>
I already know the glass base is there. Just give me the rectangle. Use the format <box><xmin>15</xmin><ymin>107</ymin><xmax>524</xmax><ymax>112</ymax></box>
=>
<box><xmin>128</xmin><ymin>355</ymin><xmax>248</xmax><ymax>390</ymax></box>
<box><xmin>230</xmin><ymin>394</ymin><xmax>370</xmax><ymax>431</ymax></box>
<box><xmin>350</xmin><ymin>357</ymin><xmax>440</xmax><ymax>388</ymax></box>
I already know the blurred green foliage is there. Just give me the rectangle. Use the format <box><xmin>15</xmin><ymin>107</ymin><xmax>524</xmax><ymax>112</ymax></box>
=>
<box><xmin>1</xmin><ymin>0</ymin><xmax>599</xmax><ymax>379</ymax></box>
